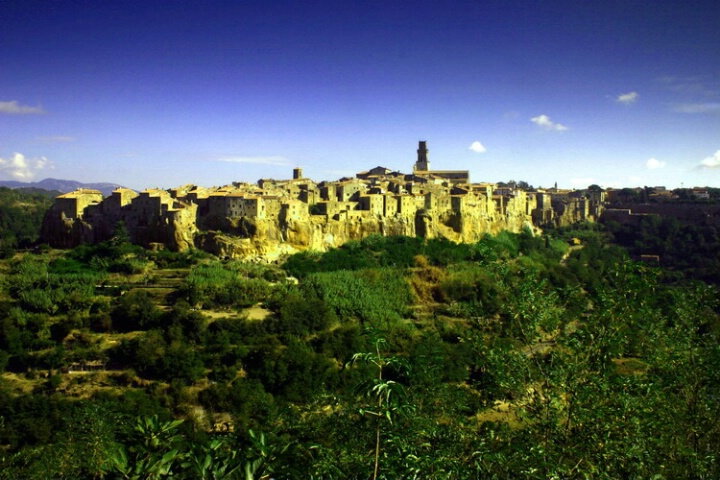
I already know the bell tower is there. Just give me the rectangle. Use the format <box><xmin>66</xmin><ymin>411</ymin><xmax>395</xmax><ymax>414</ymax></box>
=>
<box><xmin>414</xmin><ymin>140</ymin><xmax>429</xmax><ymax>172</ymax></box>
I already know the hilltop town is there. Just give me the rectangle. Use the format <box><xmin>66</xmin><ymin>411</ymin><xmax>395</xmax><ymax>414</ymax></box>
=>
<box><xmin>41</xmin><ymin>141</ymin><xmax>606</xmax><ymax>259</ymax></box>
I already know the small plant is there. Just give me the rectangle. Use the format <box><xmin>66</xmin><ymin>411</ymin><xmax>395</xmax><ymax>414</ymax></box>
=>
<box><xmin>350</xmin><ymin>330</ymin><xmax>414</xmax><ymax>480</ymax></box>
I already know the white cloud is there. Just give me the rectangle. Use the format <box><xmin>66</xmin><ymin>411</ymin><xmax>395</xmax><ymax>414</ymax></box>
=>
<box><xmin>0</xmin><ymin>100</ymin><xmax>45</xmax><ymax>115</ymax></box>
<box><xmin>699</xmin><ymin>150</ymin><xmax>720</xmax><ymax>169</ymax></box>
<box><xmin>617</xmin><ymin>91</ymin><xmax>639</xmax><ymax>104</ymax></box>
<box><xmin>657</xmin><ymin>75</ymin><xmax>720</xmax><ymax>97</ymax></box>
<box><xmin>646</xmin><ymin>158</ymin><xmax>666</xmax><ymax>169</ymax></box>
<box><xmin>531</xmin><ymin>114</ymin><xmax>568</xmax><ymax>131</ymax></box>
<box><xmin>217</xmin><ymin>156</ymin><xmax>289</xmax><ymax>166</ymax></box>
<box><xmin>468</xmin><ymin>141</ymin><xmax>487</xmax><ymax>153</ymax></box>
<box><xmin>672</xmin><ymin>102</ymin><xmax>720</xmax><ymax>114</ymax></box>
<box><xmin>0</xmin><ymin>152</ymin><xmax>52</xmax><ymax>180</ymax></box>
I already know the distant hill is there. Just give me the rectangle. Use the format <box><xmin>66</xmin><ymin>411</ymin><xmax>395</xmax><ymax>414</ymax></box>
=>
<box><xmin>0</xmin><ymin>178</ymin><xmax>124</xmax><ymax>197</ymax></box>
<box><xmin>13</xmin><ymin>187</ymin><xmax>64</xmax><ymax>198</ymax></box>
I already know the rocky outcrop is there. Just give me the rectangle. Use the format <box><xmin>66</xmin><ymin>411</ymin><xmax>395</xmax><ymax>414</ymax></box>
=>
<box><xmin>40</xmin><ymin>209</ymin><xmax>96</xmax><ymax>248</ymax></box>
<box><xmin>196</xmin><ymin>231</ymin><xmax>300</xmax><ymax>262</ymax></box>
<box><xmin>196</xmin><ymin>209</ymin><xmax>537</xmax><ymax>261</ymax></box>
<box><xmin>552</xmin><ymin>198</ymin><xmax>590</xmax><ymax>227</ymax></box>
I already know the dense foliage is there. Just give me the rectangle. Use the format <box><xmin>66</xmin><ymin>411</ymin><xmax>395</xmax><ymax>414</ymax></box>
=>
<box><xmin>0</xmin><ymin>187</ymin><xmax>57</xmax><ymax>257</ymax></box>
<box><xmin>604</xmin><ymin>214</ymin><xmax>720</xmax><ymax>283</ymax></box>
<box><xmin>1</xmin><ymin>225</ymin><xmax>719</xmax><ymax>478</ymax></box>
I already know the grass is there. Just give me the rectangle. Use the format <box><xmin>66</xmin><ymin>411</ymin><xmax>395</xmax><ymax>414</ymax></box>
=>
<box><xmin>0</xmin><ymin>372</ymin><xmax>41</xmax><ymax>395</ymax></box>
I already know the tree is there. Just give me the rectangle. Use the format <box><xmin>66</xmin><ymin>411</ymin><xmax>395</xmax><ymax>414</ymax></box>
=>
<box><xmin>112</xmin><ymin>290</ymin><xmax>161</xmax><ymax>332</ymax></box>
<box><xmin>110</xmin><ymin>221</ymin><xmax>132</xmax><ymax>247</ymax></box>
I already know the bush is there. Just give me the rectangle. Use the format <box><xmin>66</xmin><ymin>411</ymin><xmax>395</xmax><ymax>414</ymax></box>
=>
<box><xmin>111</xmin><ymin>290</ymin><xmax>161</xmax><ymax>332</ymax></box>
<box><xmin>161</xmin><ymin>301</ymin><xmax>208</xmax><ymax>343</ymax></box>
<box><xmin>180</xmin><ymin>262</ymin><xmax>274</xmax><ymax>309</ymax></box>
<box><xmin>439</xmin><ymin>266</ymin><xmax>503</xmax><ymax>316</ymax></box>
<box><xmin>283</xmin><ymin>235</ymin><xmax>486</xmax><ymax>278</ymax></box>
<box><xmin>303</xmin><ymin>268</ymin><xmax>412</xmax><ymax>325</ymax></box>
<box><xmin>243</xmin><ymin>337</ymin><xmax>336</xmax><ymax>402</ymax></box>
<box><xmin>8</xmin><ymin>257</ymin><xmax>103</xmax><ymax>314</ymax></box>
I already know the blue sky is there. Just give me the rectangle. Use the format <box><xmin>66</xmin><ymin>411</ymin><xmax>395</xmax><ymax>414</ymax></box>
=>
<box><xmin>1</xmin><ymin>0</ymin><xmax>719</xmax><ymax>190</ymax></box>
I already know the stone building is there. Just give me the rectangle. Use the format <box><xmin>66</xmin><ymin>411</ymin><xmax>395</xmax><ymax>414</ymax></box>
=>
<box><xmin>54</xmin><ymin>189</ymin><xmax>103</xmax><ymax>219</ymax></box>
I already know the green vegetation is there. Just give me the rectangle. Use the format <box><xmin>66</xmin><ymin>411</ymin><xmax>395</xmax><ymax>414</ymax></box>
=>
<box><xmin>179</xmin><ymin>261</ymin><xmax>279</xmax><ymax>309</ymax></box>
<box><xmin>0</xmin><ymin>187</ymin><xmax>57</xmax><ymax>257</ymax></box>
<box><xmin>604</xmin><ymin>214</ymin><xmax>720</xmax><ymax>283</ymax></box>
<box><xmin>1</xmin><ymin>224</ymin><xmax>719</xmax><ymax>478</ymax></box>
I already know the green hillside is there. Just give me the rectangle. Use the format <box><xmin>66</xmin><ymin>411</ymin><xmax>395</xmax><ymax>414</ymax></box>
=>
<box><xmin>1</xmin><ymin>228</ymin><xmax>718</xmax><ymax>479</ymax></box>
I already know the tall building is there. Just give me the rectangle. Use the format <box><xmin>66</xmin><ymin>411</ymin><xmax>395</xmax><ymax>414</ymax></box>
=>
<box><xmin>414</xmin><ymin>140</ymin><xmax>430</xmax><ymax>172</ymax></box>
<box><xmin>412</xmin><ymin>140</ymin><xmax>469</xmax><ymax>185</ymax></box>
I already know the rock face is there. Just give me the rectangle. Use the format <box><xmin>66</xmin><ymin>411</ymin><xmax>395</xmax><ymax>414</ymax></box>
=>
<box><xmin>552</xmin><ymin>198</ymin><xmax>591</xmax><ymax>227</ymax></box>
<box><xmin>40</xmin><ymin>211</ymin><xmax>95</xmax><ymax>249</ymax></box>
<box><xmin>192</xmin><ymin>208</ymin><xmax>536</xmax><ymax>261</ymax></box>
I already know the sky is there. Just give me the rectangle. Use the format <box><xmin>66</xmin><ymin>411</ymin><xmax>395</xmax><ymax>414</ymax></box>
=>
<box><xmin>1</xmin><ymin>0</ymin><xmax>719</xmax><ymax>191</ymax></box>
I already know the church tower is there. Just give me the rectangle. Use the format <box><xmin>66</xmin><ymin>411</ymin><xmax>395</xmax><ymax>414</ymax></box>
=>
<box><xmin>414</xmin><ymin>140</ymin><xmax>430</xmax><ymax>172</ymax></box>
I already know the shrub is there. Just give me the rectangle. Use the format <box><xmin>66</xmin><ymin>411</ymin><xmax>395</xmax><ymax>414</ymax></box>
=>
<box><xmin>303</xmin><ymin>268</ymin><xmax>412</xmax><ymax>325</ymax></box>
<box><xmin>111</xmin><ymin>290</ymin><xmax>161</xmax><ymax>332</ymax></box>
<box><xmin>180</xmin><ymin>262</ymin><xmax>274</xmax><ymax>309</ymax></box>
